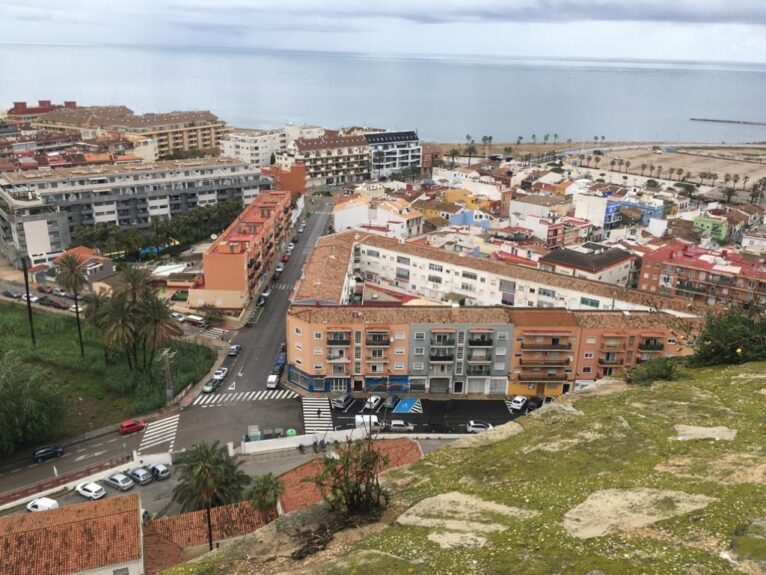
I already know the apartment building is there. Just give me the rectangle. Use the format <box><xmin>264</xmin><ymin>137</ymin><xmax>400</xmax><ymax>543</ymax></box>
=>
<box><xmin>277</xmin><ymin>131</ymin><xmax>370</xmax><ymax>188</ymax></box>
<box><xmin>365</xmin><ymin>131</ymin><xmax>421</xmax><ymax>178</ymax></box>
<box><xmin>34</xmin><ymin>107</ymin><xmax>228</xmax><ymax>157</ymax></box>
<box><xmin>189</xmin><ymin>190</ymin><xmax>291</xmax><ymax>309</ymax></box>
<box><xmin>0</xmin><ymin>158</ymin><xmax>265</xmax><ymax>268</ymax></box>
<box><xmin>639</xmin><ymin>242</ymin><xmax>766</xmax><ymax>308</ymax></box>
<box><xmin>538</xmin><ymin>243</ymin><xmax>635</xmax><ymax>286</ymax></box>
<box><xmin>6</xmin><ymin>99</ymin><xmax>77</xmax><ymax>122</ymax></box>
<box><xmin>286</xmin><ymin>305</ymin><xmax>694</xmax><ymax>396</ymax></box>
<box><xmin>332</xmin><ymin>196</ymin><xmax>424</xmax><ymax>239</ymax></box>
<box><xmin>221</xmin><ymin>124</ymin><xmax>324</xmax><ymax>168</ymax></box>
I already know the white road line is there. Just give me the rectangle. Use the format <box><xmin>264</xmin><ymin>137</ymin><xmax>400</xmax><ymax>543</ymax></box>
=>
<box><xmin>108</xmin><ymin>438</ymin><xmax>117</xmax><ymax>443</ymax></box>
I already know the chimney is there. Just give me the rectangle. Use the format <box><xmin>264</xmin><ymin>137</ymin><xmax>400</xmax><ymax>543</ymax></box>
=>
<box><xmin>38</xmin><ymin>100</ymin><xmax>51</xmax><ymax>108</ymax></box>
<box><xmin>13</xmin><ymin>101</ymin><xmax>26</xmax><ymax>111</ymax></box>
<box><xmin>64</xmin><ymin>101</ymin><xmax>77</xmax><ymax>108</ymax></box>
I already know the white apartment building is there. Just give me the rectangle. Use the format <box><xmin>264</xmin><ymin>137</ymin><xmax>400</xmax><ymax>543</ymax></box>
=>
<box><xmin>364</xmin><ymin>131</ymin><xmax>421</xmax><ymax>178</ymax></box>
<box><xmin>432</xmin><ymin>166</ymin><xmax>507</xmax><ymax>201</ymax></box>
<box><xmin>221</xmin><ymin>124</ymin><xmax>324</xmax><ymax>168</ymax></box>
<box><xmin>277</xmin><ymin>131</ymin><xmax>370</xmax><ymax>188</ymax></box>
<box><xmin>0</xmin><ymin>158</ymin><xmax>266</xmax><ymax>268</ymax></box>
<box><xmin>333</xmin><ymin>196</ymin><xmax>424</xmax><ymax>240</ymax></box>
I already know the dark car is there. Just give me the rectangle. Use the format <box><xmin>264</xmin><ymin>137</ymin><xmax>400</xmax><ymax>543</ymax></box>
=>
<box><xmin>256</xmin><ymin>295</ymin><xmax>267</xmax><ymax>307</ymax></box>
<box><xmin>3</xmin><ymin>289</ymin><xmax>21</xmax><ymax>299</ymax></box>
<box><xmin>33</xmin><ymin>445</ymin><xmax>64</xmax><ymax>463</ymax></box>
<box><xmin>37</xmin><ymin>285</ymin><xmax>53</xmax><ymax>294</ymax></box>
<box><xmin>526</xmin><ymin>396</ymin><xmax>544</xmax><ymax>412</ymax></box>
<box><xmin>37</xmin><ymin>296</ymin><xmax>55</xmax><ymax>307</ymax></box>
<box><xmin>50</xmin><ymin>299</ymin><xmax>69</xmax><ymax>310</ymax></box>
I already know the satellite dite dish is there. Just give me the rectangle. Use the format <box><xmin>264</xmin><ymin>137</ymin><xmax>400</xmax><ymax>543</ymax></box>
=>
<box><xmin>211</xmin><ymin>234</ymin><xmax>218</xmax><ymax>240</ymax></box>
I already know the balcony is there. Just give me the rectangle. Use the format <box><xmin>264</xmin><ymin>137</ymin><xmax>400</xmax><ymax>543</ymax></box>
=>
<box><xmin>429</xmin><ymin>354</ymin><xmax>454</xmax><ymax>362</ymax></box>
<box><xmin>598</xmin><ymin>357</ymin><xmax>624</xmax><ymax>365</ymax></box>
<box><xmin>638</xmin><ymin>342</ymin><xmax>664</xmax><ymax>351</ymax></box>
<box><xmin>467</xmin><ymin>366</ymin><xmax>491</xmax><ymax>377</ymax></box>
<box><xmin>518</xmin><ymin>373</ymin><xmax>567</xmax><ymax>382</ymax></box>
<box><xmin>519</xmin><ymin>358</ymin><xmax>570</xmax><ymax>367</ymax></box>
<box><xmin>326</xmin><ymin>354</ymin><xmax>350</xmax><ymax>363</ymax></box>
<box><xmin>601</xmin><ymin>342</ymin><xmax>626</xmax><ymax>351</ymax></box>
<box><xmin>468</xmin><ymin>337</ymin><xmax>493</xmax><ymax>347</ymax></box>
<box><xmin>365</xmin><ymin>356</ymin><xmax>389</xmax><ymax>362</ymax></box>
<box><xmin>430</xmin><ymin>337</ymin><xmax>456</xmax><ymax>347</ymax></box>
<box><xmin>327</xmin><ymin>337</ymin><xmax>351</xmax><ymax>347</ymax></box>
<box><xmin>467</xmin><ymin>353</ymin><xmax>492</xmax><ymax>364</ymax></box>
<box><xmin>520</xmin><ymin>342</ymin><xmax>572</xmax><ymax>350</ymax></box>
<box><xmin>366</xmin><ymin>336</ymin><xmax>390</xmax><ymax>347</ymax></box>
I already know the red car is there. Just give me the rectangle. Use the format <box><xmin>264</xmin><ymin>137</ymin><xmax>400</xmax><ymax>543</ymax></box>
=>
<box><xmin>281</xmin><ymin>253</ymin><xmax>290</xmax><ymax>262</ymax></box>
<box><xmin>119</xmin><ymin>419</ymin><xmax>146</xmax><ymax>435</ymax></box>
<box><xmin>37</xmin><ymin>285</ymin><xmax>53</xmax><ymax>294</ymax></box>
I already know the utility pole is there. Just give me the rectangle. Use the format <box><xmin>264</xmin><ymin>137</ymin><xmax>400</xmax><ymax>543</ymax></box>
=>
<box><xmin>158</xmin><ymin>348</ymin><xmax>177</xmax><ymax>402</ymax></box>
<box><xmin>22</xmin><ymin>257</ymin><xmax>36</xmax><ymax>346</ymax></box>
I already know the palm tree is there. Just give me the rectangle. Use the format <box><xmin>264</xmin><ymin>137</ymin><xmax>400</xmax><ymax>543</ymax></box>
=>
<box><xmin>247</xmin><ymin>473</ymin><xmax>285</xmax><ymax>523</ymax></box>
<box><xmin>56</xmin><ymin>253</ymin><xmax>87</xmax><ymax>358</ymax></box>
<box><xmin>685</xmin><ymin>171</ymin><xmax>692</xmax><ymax>182</ymax></box>
<box><xmin>465</xmin><ymin>142</ymin><xmax>477</xmax><ymax>164</ymax></box>
<box><xmin>531</xmin><ymin>134</ymin><xmax>537</xmax><ymax>145</ymax></box>
<box><xmin>723</xmin><ymin>187</ymin><xmax>736</xmax><ymax>204</ymax></box>
<box><xmin>372</xmin><ymin>150</ymin><xmax>384</xmax><ymax>179</ymax></box>
<box><xmin>101</xmin><ymin>294</ymin><xmax>138</xmax><ymax>371</ymax></box>
<box><xmin>465</xmin><ymin>134</ymin><xmax>472</xmax><ymax>147</ymax></box>
<box><xmin>83</xmin><ymin>289</ymin><xmax>111</xmax><ymax>363</ymax></box>
<box><xmin>543</xmin><ymin>134</ymin><xmax>550</xmax><ymax>146</ymax></box>
<box><xmin>625</xmin><ymin>160</ymin><xmax>631</xmax><ymax>174</ymax></box>
<box><xmin>516</xmin><ymin>136</ymin><xmax>523</xmax><ymax>146</ymax></box>
<box><xmin>733</xmin><ymin>174</ymin><xmax>740</xmax><ymax>189</ymax></box>
<box><xmin>173</xmin><ymin>441</ymin><xmax>251</xmax><ymax>551</ymax></box>
<box><xmin>502</xmin><ymin>146</ymin><xmax>513</xmax><ymax>158</ymax></box>
<box><xmin>138</xmin><ymin>293</ymin><xmax>182</xmax><ymax>371</ymax></box>
<box><xmin>594</xmin><ymin>156</ymin><xmax>602</xmax><ymax>169</ymax></box>
<box><xmin>601</xmin><ymin>136</ymin><xmax>606</xmax><ymax>144</ymax></box>
<box><xmin>553</xmin><ymin>133</ymin><xmax>559</xmax><ymax>145</ymax></box>
<box><xmin>447</xmin><ymin>148</ymin><xmax>459</xmax><ymax>168</ymax></box>
<box><xmin>480</xmin><ymin>136</ymin><xmax>489</xmax><ymax>157</ymax></box>
<box><xmin>487</xmin><ymin>135</ymin><xmax>493</xmax><ymax>154</ymax></box>
<box><xmin>743</xmin><ymin>175</ymin><xmax>750</xmax><ymax>191</ymax></box>
<box><xmin>640</xmin><ymin>163</ymin><xmax>647</xmax><ymax>176</ymax></box>
<box><xmin>676</xmin><ymin>168</ymin><xmax>684</xmax><ymax>181</ymax></box>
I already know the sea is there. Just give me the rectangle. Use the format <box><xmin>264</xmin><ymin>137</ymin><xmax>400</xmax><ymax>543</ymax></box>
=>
<box><xmin>2</xmin><ymin>44</ymin><xmax>766</xmax><ymax>144</ymax></box>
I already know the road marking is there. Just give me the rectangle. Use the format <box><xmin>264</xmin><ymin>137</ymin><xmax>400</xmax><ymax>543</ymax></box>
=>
<box><xmin>10</xmin><ymin>468</ymin><xmax>19</xmax><ymax>474</ymax></box>
<box><xmin>27</xmin><ymin>463</ymin><xmax>37</xmax><ymax>468</ymax></box>
<box><xmin>93</xmin><ymin>442</ymin><xmax>102</xmax><ymax>447</ymax></box>
<box><xmin>192</xmin><ymin>390</ymin><xmax>299</xmax><ymax>405</ymax></box>
<box><xmin>76</xmin><ymin>448</ymin><xmax>86</xmax><ymax>453</ymax></box>
<box><xmin>238</xmin><ymin>368</ymin><xmax>244</xmax><ymax>377</ymax></box>
<box><xmin>228</xmin><ymin>381</ymin><xmax>236</xmax><ymax>391</ymax></box>
<box><xmin>75</xmin><ymin>449</ymin><xmax>106</xmax><ymax>462</ymax></box>
<box><xmin>138</xmin><ymin>414</ymin><xmax>181</xmax><ymax>454</ymax></box>
<box><xmin>301</xmin><ymin>397</ymin><xmax>333</xmax><ymax>433</ymax></box>
<box><xmin>108</xmin><ymin>438</ymin><xmax>117</xmax><ymax>443</ymax></box>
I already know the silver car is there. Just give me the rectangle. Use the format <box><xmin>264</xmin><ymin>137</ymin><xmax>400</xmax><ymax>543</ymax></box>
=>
<box><xmin>127</xmin><ymin>467</ymin><xmax>153</xmax><ymax>485</ymax></box>
<box><xmin>75</xmin><ymin>481</ymin><xmax>106</xmax><ymax>500</ymax></box>
<box><xmin>103</xmin><ymin>472</ymin><xmax>135</xmax><ymax>491</ymax></box>
<box><xmin>150</xmin><ymin>463</ymin><xmax>171</xmax><ymax>480</ymax></box>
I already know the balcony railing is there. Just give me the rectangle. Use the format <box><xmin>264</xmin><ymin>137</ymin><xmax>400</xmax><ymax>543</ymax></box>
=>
<box><xmin>638</xmin><ymin>342</ymin><xmax>664</xmax><ymax>351</ymax></box>
<box><xmin>598</xmin><ymin>357</ymin><xmax>624</xmax><ymax>365</ymax></box>
<box><xmin>327</xmin><ymin>338</ymin><xmax>351</xmax><ymax>346</ymax></box>
<box><xmin>468</xmin><ymin>338</ymin><xmax>493</xmax><ymax>347</ymax></box>
<box><xmin>467</xmin><ymin>354</ymin><xmax>492</xmax><ymax>363</ymax></box>
<box><xmin>467</xmin><ymin>368</ymin><xmax>491</xmax><ymax>376</ymax></box>
<box><xmin>366</xmin><ymin>337</ymin><xmax>390</xmax><ymax>346</ymax></box>
<box><xmin>429</xmin><ymin>354</ymin><xmax>454</xmax><ymax>362</ymax></box>
<box><xmin>430</xmin><ymin>338</ymin><xmax>456</xmax><ymax>347</ymax></box>
<box><xmin>520</xmin><ymin>342</ymin><xmax>572</xmax><ymax>350</ymax></box>
<box><xmin>519</xmin><ymin>358</ymin><xmax>570</xmax><ymax>367</ymax></box>
<box><xmin>518</xmin><ymin>373</ymin><xmax>567</xmax><ymax>382</ymax></box>
<box><xmin>326</xmin><ymin>354</ymin><xmax>350</xmax><ymax>363</ymax></box>
<box><xmin>365</xmin><ymin>356</ymin><xmax>389</xmax><ymax>362</ymax></box>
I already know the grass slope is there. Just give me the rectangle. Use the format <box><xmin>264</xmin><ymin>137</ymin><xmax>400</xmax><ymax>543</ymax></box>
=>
<box><xmin>165</xmin><ymin>363</ymin><xmax>766</xmax><ymax>575</ymax></box>
<box><xmin>0</xmin><ymin>302</ymin><xmax>215</xmax><ymax>440</ymax></box>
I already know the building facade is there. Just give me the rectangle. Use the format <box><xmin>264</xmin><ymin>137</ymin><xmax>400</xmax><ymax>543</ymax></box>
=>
<box><xmin>221</xmin><ymin>124</ymin><xmax>325</xmax><ymax>168</ymax></box>
<box><xmin>0</xmin><ymin>158</ymin><xmax>265</xmax><ymax>268</ymax></box>
<box><xmin>365</xmin><ymin>131</ymin><xmax>421</xmax><ymax>178</ymax></box>
<box><xmin>277</xmin><ymin>131</ymin><xmax>370</xmax><ymax>188</ymax></box>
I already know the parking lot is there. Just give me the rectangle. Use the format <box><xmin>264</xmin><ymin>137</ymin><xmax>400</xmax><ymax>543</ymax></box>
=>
<box><xmin>331</xmin><ymin>396</ymin><xmax>523</xmax><ymax>433</ymax></box>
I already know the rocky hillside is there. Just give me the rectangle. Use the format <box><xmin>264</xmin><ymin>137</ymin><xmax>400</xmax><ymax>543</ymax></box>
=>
<box><xmin>165</xmin><ymin>363</ymin><xmax>766</xmax><ymax>575</ymax></box>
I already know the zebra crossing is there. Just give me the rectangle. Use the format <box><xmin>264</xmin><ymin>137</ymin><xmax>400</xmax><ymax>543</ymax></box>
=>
<box><xmin>137</xmin><ymin>414</ymin><xmax>180</xmax><ymax>454</ymax></box>
<box><xmin>199</xmin><ymin>326</ymin><xmax>227</xmax><ymax>339</ymax></box>
<box><xmin>302</xmin><ymin>397</ymin><xmax>333</xmax><ymax>433</ymax></box>
<box><xmin>309</xmin><ymin>209</ymin><xmax>332</xmax><ymax>215</ymax></box>
<box><xmin>409</xmin><ymin>399</ymin><xmax>423</xmax><ymax>414</ymax></box>
<box><xmin>193</xmin><ymin>389</ymin><xmax>299</xmax><ymax>406</ymax></box>
<box><xmin>504</xmin><ymin>399</ymin><xmax>516</xmax><ymax>415</ymax></box>
<box><xmin>271</xmin><ymin>282</ymin><xmax>292</xmax><ymax>291</ymax></box>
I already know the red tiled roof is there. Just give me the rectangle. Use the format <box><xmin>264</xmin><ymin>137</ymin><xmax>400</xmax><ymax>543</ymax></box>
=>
<box><xmin>0</xmin><ymin>494</ymin><xmax>141</xmax><ymax>575</ymax></box>
<box><xmin>142</xmin><ymin>532</ymin><xmax>183</xmax><ymax>575</ymax></box>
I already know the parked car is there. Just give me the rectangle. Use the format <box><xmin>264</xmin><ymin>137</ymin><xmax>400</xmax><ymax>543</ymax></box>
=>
<box><xmin>150</xmin><ymin>463</ymin><xmax>171</xmax><ymax>480</ymax></box>
<box><xmin>526</xmin><ymin>396</ymin><xmax>544</xmax><ymax>412</ymax></box>
<box><xmin>119</xmin><ymin>419</ymin><xmax>146</xmax><ymax>435</ymax></box>
<box><xmin>509</xmin><ymin>395</ymin><xmax>528</xmax><ymax>412</ymax></box>
<box><xmin>69</xmin><ymin>304</ymin><xmax>84</xmax><ymax>314</ymax></box>
<box><xmin>297</xmin><ymin>224</ymin><xmax>306</xmax><ymax>233</ymax></box>
<box><xmin>170</xmin><ymin>312</ymin><xmax>186</xmax><ymax>322</ymax></box>
<box><xmin>185</xmin><ymin>314</ymin><xmax>208</xmax><ymax>328</ymax></box>
<box><xmin>127</xmin><ymin>467</ymin><xmax>153</xmax><ymax>486</ymax></box>
<box><xmin>287</xmin><ymin>242</ymin><xmax>295</xmax><ymax>251</ymax></box>
<box><xmin>52</xmin><ymin>288</ymin><xmax>68</xmax><ymax>297</ymax></box>
<box><xmin>213</xmin><ymin>367</ymin><xmax>229</xmax><ymax>381</ymax></box>
<box><xmin>466</xmin><ymin>420</ymin><xmax>494</xmax><ymax>434</ymax></box>
<box><xmin>256</xmin><ymin>295</ymin><xmax>267</xmax><ymax>307</ymax></box>
<box><xmin>271</xmin><ymin>363</ymin><xmax>284</xmax><ymax>378</ymax></box>
<box><xmin>279</xmin><ymin>342</ymin><xmax>286</xmax><ymax>353</ymax></box>
<box><xmin>202</xmin><ymin>378</ymin><xmax>220</xmax><ymax>394</ymax></box>
<box><xmin>261</xmin><ymin>287</ymin><xmax>272</xmax><ymax>300</ymax></box>
<box><xmin>75</xmin><ymin>481</ymin><xmax>106</xmax><ymax>500</ymax></box>
<box><xmin>2</xmin><ymin>289</ymin><xmax>21</xmax><ymax>299</ymax></box>
<box><xmin>281</xmin><ymin>252</ymin><xmax>290</xmax><ymax>262</ymax></box>
<box><xmin>354</xmin><ymin>414</ymin><xmax>381</xmax><ymax>430</ymax></box>
<box><xmin>37</xmin><ymin>296</ymin><xmax>55</xmax><ymax>307</ymax></box>
<box><xmin>332</xmin><ymin>393</ymin><xmax>353</xmax><ymax>410</ymax></box>
<box><xmin>266</xmin><ymin>374</ymin><xmax>279</xmax><ymax>389</ymax></box>
<box><xmin>36</xmin><ymin>285</ymin><xmax>53</xmax><ymax>294</ymax></box>
<box><xmin>50</xmin><ymin>299</ymin><xmax>69</xmax><ymax>310</ymax></box>
<box><xmin>26</xmin><ymin>497</ymin><xmax>59</xmax><ymax>512</ymax></box>
<box><xmin>21</xmin><ymin>293</ymin><xmax>39</xmax><ymax>303</ymax></box>
<box><xmin>103</xmin><ymin>473</ymin><xmax>135</xmax><ymax>492</ymax></box>
<box><xmin>33</xmin><ymin>445</ymin><xmax>64</xmax><ymax>463</ymax></box>
<box><xmin>275</xmin><ymin>262</ymin><xmax>285</xmax><ymax>273</ymax></box>
<box><xmin>382</xmin><ymin>395</ymin><xmax>399</xmax><ymax>411</ymax></box>
<box><xmin>385</xmin><ymin>420</ymin><xmax>415</xmax><ymax>433</ymax></box>
<box><xmin>227</xmin><ymin>344</ymin><xmax>241</xmax><ymax>357</ymax></box>
<box><xmin>364</xmin><ymin>395</ymin><xmax>382</xmax><ymax>411</ymax></box>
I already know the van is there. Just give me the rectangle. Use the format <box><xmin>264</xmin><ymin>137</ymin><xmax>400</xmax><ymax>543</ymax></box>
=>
<box><xmin>26</xmin><ymin>497</ymin><xmax>59</xmax><ymax>512</ymax></box>
<box><xmin>266</xmin><ymin>375</ymin><xmax>279</xmax><ymax>389</ymax></box>
<box><xmin>186</xmin><ymin>315</ymin><xmax>208</xmax><ymax>328</ymax></box>
<box><xmin>354</xmin><ymin>414</ymin><xmax>380</xmax><ymax>430</ymax></box>
<box><xmin>332</xmin><ymin>393</ymin><xmax>353</xmax><ymax>410</ymax></box>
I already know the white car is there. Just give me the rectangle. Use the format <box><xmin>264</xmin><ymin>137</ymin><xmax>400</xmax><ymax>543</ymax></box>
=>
<box><xmin>103</xmin><ymin>472</ymin><xmax>135</xmax><ymax>491</ymax></box>
<box><xmin>386</xmin><ymin>420</ymin><xmax>415</xmax><ymax>433</ymax></box>
<box><xmin>69</xmin><ymin>304</ymin><xmax>84</xmax><ymax>314</ymax></box>
<box><xmin>52</xmin><ymin>288</ymin><xmax>68</xmax><ymax>297</ymax></box>
<box><xmin>509</xmin><ymin>395</ymin><xmax>528</xmax><ymax>411</ymax></box>
<box><xmin>466</xmin><ymin>420</ymin><xmax>494</xmax><ymax>434</ymax></box>
<box><xmin>75</xmin><ymin>481</ymin><xmax>106</xmax><ymax>500</ymax></box>
<box><xmin>297</xmin><ymin>225</ymin><xmax>306</xmax><ymax>233</ymax></box>
<box><xmin>364</xmin><ymin>395</ymin><xmax>382</xmax><ymax>411</ymax></box>
<box><xmin>170</xmin><ymin>312</ymin><xmax>186</xmax><ymax>322</ymax></box>
<box><xmin>26</xmin><ymin>497</ymin><xmax>59</xmax><ymax>512</ymax></box>
<box><xmin>213</xmin><ymin>367</ymin><xmax>229</xmax><ymax>381</ymax></box>
<box><xmin>21</xmin><ymin>293</ymin><xmax>39</xmax><ymax>303</ymax></box>
<box><xmin>275</xmin><ymin>262</ymin><xmax>285</xmax><ymax>273</ymax></box>
<box><xmin>287</xmin><ymin>242</ymin><xmax>295</xmax><ymax>251</ymax></box>
<box><xmin>267</xmin><ymin>374</ymin><xmax>279</xmax><ymax>389</ymax></box>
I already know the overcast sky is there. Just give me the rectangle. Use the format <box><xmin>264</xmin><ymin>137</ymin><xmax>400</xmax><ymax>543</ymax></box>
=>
<box><xmin>2</xmin><ymin>0</ymin><xmax>766</xmax><ymax>62</ymax></box>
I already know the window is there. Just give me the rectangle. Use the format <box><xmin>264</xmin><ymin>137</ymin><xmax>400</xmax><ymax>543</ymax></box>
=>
<box><xmin>296</xmin><ymin>358</ymin><xmax>303</xmax><ymax>365</ymax></box>
<box><xmin>580</xmin><ymin>297</ymin><xmax>600</xmax><ymax>308</ymax></box>
<box><xmin>462</xmin><ymin>271</ymin><xmax>477</xmax><ymax>280</ymax></box>
<box><xmin>414</xmin><ymin>347</ymin><xmax>424</xmax><ymax>355</ymax></box>
<box><xmin>582</xmin><ymin>366</ymin><xmax>592</xmax><ymax>373</ymax></box>
<box><xmin>395</xmin><ymin>348</ymin><xmax>405</xmax><ymax>355</ymax></box>
<box><xmin>396</xmin><ymin>256</ymin><xmax>410</xmax><ymax>265</ymax></box>
<box><xmin>429</xmin><ymin>263</ymin><xmax>443</xmax><ymax>272</ymax></box>
<box><xmin>396</xmin><ymin>267</ymin><xmax>410</xmax><ymax>280</ymax></box>
<box><xmin>366</xmin><ymin>249</ymin><xmax>379</xmax><ymax>258</ymax></box>
<box><xmin>585</xmin><ymin>336</ymin><xmax>597</xmax><ymax>344</ymax></box>
<box><xmin>394</xmin><ymin>363</ymin><xmax>404</xmax><ymax>370</ymax></box>
<box><xmin>314</xmin><ymin>363</ymin><xmax>322</xmax><ymax>370</ymax></box>
<box><xmin>493</xmin><ymin>362</ymin><xmax>505</xmax><ymax>371</ymax></box>
<box><xmin>314</xmin><ymin>332</ymin><xmax>322</xmax><ymax>339</ymax></box>
<box><xmin>584</xmin><ymin>352</ymin><xmax>593</xmax><ymax>359</ymax></box>
<box><xmin>415</xmin><ymin>332</ymin><xmax>425</xmax><ymax>340</ymax></box>
<box><xmin>413</xmin><ymin>362</ymin><xmax>424</xmax><ymax>370</ymax></box>
<box><xmin>667</xmin><ymin>337</ymin><xmax>677</xmax><ymax>344</ymax></box>
<box><xmin>295</xmin><ymin>327</ymin><xmax>302</xmax><ymax>335</ymax></box>
<box><xmin>395</xmin><ymin>332</ymin><xmax>405</xmax><ymax>339</ymax></box>
<box><xmin>498</xmin><ymin>332</ymin><xmax>508</xmax><ymax>341</ymax></box>
<box><xmin>539</xmin><ymin>287</ymin><xmax>556</xmax><ymax>298</ymax></box>
<box><xmin>461</xmin><ymin>282</ymin><xmax>474</xmax><ymax>292</ymax></box>
<box><xmin>428</xmin><ymin>275</ymin><xmax>442</xmax><ymax>284</ymax></box>
<box><xmin>295</xmin><ymin>343</ymin><xmax>303</xmax><ymax>351</ymax></box>
<box><xmin>495</xmin><ymin>348</ymin><xmax>507</xmax><ymax>356</ymax></box>
<box><xmin>371</xmin><ymin>349</ymin><xmax>384</xmax><ymax>358</ymax></box>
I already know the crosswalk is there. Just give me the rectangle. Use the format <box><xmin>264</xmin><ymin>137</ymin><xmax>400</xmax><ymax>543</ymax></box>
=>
<box><xmin>310</xmin><ymin>209</ymin><xmax>332</xmax><ymax>215</ymax></box>
<box><xmin>271</xmin><ymin>283</ymin><xmax>292</xmax><ymax>291</ymax></box>
<box><xmin>410</xmin><ymin>399</ymin><xmax>423</xmax><ymax>414</ymax></box>
<box><xmin>302</xmin><ymin>397</ymin><xmax>333</xmax><ymax>433</ymax></box>
<box><xmin>199</xmin><ymin>326</ymin><xmax>227</xmax><ymax>339</ymax></box>
<box><xmin>504</xmin><ymin>399</ymin><xmax>516</xmax><ymax>415</ymax></box>
<box><xmin>192</xmin><ymin>389</ymin><xmax>299</xmax><ymax>406</ymax></box>
<box><xmin>138</xmin><ymin>414</ymin><xmax>180</xmax><ymax>454</ymax></box>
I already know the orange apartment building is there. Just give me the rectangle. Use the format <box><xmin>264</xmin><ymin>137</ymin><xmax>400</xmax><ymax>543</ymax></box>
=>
<box><xmin>189</xmin><ymin>190</ymin><xmax>291</xmax><ymax>310</ymax></box>
<box><xmin>286</xmin><ymin>305</ymin><xmax>696</xmax><ymax>397</ymax></box>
